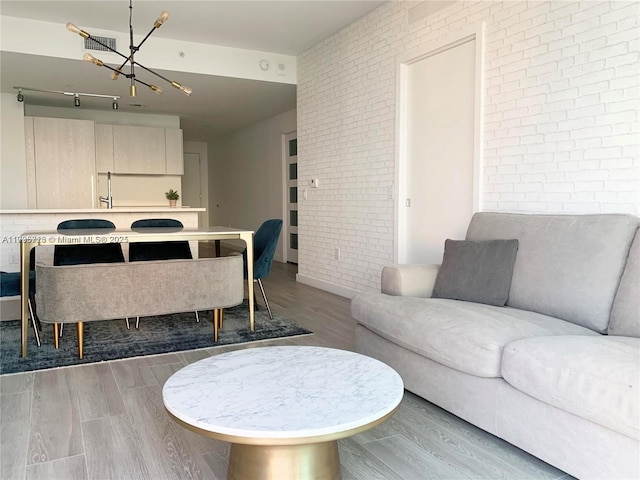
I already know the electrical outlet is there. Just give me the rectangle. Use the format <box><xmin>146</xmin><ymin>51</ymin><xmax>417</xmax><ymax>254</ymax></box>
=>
<box><xmin>335</xmin><ymin>247</ymin><xmax>340</xmax><ymax>261</ymax></box>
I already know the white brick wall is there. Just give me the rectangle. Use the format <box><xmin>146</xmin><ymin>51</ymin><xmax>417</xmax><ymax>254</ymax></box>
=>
<box><xmin>297</xmin><ymin>0</ymin><xmax>640</xmax><ymax>293</ymax></box>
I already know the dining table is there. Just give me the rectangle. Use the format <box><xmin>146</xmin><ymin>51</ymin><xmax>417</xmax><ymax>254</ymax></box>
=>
<box><xmin>18</xmin><ymin>226</ymin><xmax>254</xmax><ymax>358</ymax></box>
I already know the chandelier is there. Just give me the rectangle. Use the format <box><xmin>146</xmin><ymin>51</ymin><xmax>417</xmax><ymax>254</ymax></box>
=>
<box><xmin>66</xmin><ymin>0</ymin><xmax>192</xmax><ymax>97</ymax></box>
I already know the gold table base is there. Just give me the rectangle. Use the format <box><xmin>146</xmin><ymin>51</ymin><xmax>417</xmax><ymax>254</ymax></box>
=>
<box><xmin>227</xmin><ymin>441</ymin><xmax>340</xmax><ymax>480</ymax></box>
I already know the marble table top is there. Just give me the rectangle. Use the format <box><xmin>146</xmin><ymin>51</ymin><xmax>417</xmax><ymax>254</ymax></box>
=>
<box><xmin>162</xmin><ymin>346</ymin><xmax>404</xmax><ymax>440</ymax></box>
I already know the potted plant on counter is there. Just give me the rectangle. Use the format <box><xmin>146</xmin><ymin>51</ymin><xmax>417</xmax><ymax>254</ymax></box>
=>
<box><xmin>165</xmin><ymin>189</ymin><xmax>179</xmax><ymax>207</ymax></box>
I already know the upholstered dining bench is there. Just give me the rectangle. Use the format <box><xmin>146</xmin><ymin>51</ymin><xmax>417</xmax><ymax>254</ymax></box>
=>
<box><xmin>36</xmin><ymin>256</ymin><xmax>244</xmax><ymax>358</ymax></box>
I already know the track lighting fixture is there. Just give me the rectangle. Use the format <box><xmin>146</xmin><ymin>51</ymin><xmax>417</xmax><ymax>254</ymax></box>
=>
<box><xmin>13</xmin><ymin>87</ymin><xmax>120</xmax><ymax>109</ymax></box>
<box><xmin>67</xmin><ymin>0</ymin><xmax>192</xmax><ymax>97</ymax></box>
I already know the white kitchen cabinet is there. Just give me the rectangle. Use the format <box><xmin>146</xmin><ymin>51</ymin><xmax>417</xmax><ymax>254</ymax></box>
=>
<box><xmin>95</xmin><ymin>124</ymin><xmax>114</xmax><ymax>173</ymax></box>
<box><xmin>113</xmin><ymin>125</ymin><xmax>165</xmax><ymax>174</ymax></box>
<box><xmin>30</xmin><ymin>117</ymin><xmax>96</xmax><ymax>209</ymax></box>
<box><xmin>165</xmin><ymin>128</ymin><xmax>184</xmax><ymax>175</ymax></box>
<box><xmin>97</xmin><ymin>125</ymin><xmax>183</xmax><ymax>175</ymax></box>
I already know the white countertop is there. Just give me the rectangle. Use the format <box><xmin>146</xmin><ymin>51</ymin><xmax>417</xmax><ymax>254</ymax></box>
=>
<box><xmin>0</xmin><ymin>207</ymin><xmax>206</xmax><ymax>214</ymax></box>
<box><xmin>162</xmin><ymin>346</ymin><xmax>404</xmax><ymax>441</ymax></box>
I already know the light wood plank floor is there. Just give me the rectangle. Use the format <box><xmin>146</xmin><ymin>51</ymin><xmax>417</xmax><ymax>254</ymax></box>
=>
<box><xmin>1</xmin><ymin>260</ymin><xmax>573</xmax><ymax>480</ymax></box>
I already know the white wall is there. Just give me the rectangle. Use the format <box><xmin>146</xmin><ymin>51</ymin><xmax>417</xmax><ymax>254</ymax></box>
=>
<box><xmin>0</xmin><ymin>92</ymin><xmax>28</xmax><ymax>208</ymax></box>
<box><xmin>208</xmin><ymin>108</ymin><xmax>296</xmax><ymax>262</ymax></box>
<box><xmin>1</xmin><ymin>15</ymin><xmax>296</xmax><ymax>85</ymax></box>
<box><xmin>297</xmin><ymin>0</ymin><xmax>640</xmax><ymax>295</ymax></box>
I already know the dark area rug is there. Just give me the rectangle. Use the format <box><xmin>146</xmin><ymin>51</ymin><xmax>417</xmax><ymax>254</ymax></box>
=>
<box><xmin>0</xmin><ymin>301</ymin><xmax>312</xmax><ymax>375</ymax></box>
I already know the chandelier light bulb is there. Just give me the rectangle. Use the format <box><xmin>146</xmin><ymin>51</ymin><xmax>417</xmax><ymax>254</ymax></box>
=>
<box><xmin>154</xmin><ymin>11</ymin><xmax>169</xmax><ymax>28</ymax></box>
<box><xmin>66</xmin><ymin>22</ymin><xmax>89</xmax><ymax>38</ymax></box>
<box><xmin>171</xmin><ymin>81</ymin><xmax>192</xmax><ymax>96</ymax></box>
<box><xmin>66</xmin><ymin>22</ymin><xmax>80</xmax><ymax>34</ymax></box>
<box><xmin>149</xmin><ymin>85</ymin><xmax>163</xmax><ymax>94</ymax></box>
<box><xmin>83</xmin><ymin>53</ymin><xmax>103</xmax><ymax>66</ymax></box>
<box><xmin>111</xmin><ymin>70</ymin><xmax>121</xmax><ymax>81</ymax></box>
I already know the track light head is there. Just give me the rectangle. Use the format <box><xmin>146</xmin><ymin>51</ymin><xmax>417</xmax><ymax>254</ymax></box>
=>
<box><xmin>74</xmin><ymin>95</ymin><xmax>80</xmax><ymax>107</ymax></box>
<box><xmin>112</xmin><ymin>98</ymin><xmax>119</xmax><ymax>110</ymax></box>
<box><xmin>17</xmin><ymin>89</ymin><xmax>24</xmax><ymax>102</ymax></box>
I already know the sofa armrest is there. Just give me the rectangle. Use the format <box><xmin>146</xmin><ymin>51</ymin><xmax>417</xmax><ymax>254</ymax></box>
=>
<box><xmin>381</xmin><ymin>264</ymin><xmax>440</xmax><ymax>297</ymax></box>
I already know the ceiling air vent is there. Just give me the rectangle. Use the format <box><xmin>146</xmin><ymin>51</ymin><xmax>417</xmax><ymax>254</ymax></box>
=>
<box><xmin>84</xmin><ymin>36</ymin><xmax>116</xmax><ymax>52</ymax></box>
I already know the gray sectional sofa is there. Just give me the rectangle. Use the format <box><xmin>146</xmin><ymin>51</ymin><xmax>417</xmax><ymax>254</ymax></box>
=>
<box><xmin>351</xmin><ymin>213</ymin><xmax>639</xmax><ymax>479</ymax></box>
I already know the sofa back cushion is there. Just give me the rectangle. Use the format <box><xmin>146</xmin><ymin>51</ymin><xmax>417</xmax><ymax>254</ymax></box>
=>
<box><xmin>609</xmin><ymin>229</ymin><xmax>640</xmax><ymax>337</ymax></box>
<box><xmin>466</xmin><ymin>213</ymin><xmax>638</xmax><ymax>332</ymax></box>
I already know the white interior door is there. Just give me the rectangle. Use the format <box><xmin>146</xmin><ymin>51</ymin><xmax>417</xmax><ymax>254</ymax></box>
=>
<box><xmin>284</xmin><ymin>132</ymin><xmax>298</xmax><ymax>263</ymax></box>
<box><xmin>183</xmin><ymin>153</ymin><xmax>205</xmax><ymax>227</ymax></box>
<box><xmin>398</xmin><ymin>34</ymin><xmax>479</xmax><ymax>265</ymax></box>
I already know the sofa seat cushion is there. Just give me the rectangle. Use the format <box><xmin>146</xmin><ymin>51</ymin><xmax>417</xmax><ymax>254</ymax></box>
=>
<box><xmin>502</xmin><ymin>336</ymin><xmax>640</xmax><ymax>440</ymax></box>
<box><xmin>351</xmin><ymin>293</ymin><xmax>597</xmax><ymax>378</ymax></box>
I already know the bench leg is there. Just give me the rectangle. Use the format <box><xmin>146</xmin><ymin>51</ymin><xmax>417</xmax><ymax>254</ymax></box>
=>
<box><xmin>77</xmin><ymin>322</ymin><xmax>84</xmax><ymax>359</ymax></box>
<box><xmin>213</xmin><ymin>309</ymin><xmax>222</xmax><ymax>342</ymax></box>
<box><xmin>53</xmin><ymin>323</ymin><xmax>60</xmax><ymax>349</ymax></box>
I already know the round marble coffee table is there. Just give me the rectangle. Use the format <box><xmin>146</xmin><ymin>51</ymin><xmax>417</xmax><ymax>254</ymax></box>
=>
<box><xmin>162</xmin><ymin>346</ymin><xmax>404</xmax><ymax>480</ymax></box>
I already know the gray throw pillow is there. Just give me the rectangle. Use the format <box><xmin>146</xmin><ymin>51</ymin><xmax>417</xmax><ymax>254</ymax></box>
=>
<box><xmin>432</xmin><ymin>239</ymin><xmax>519</xmax><ymax>306</ymax></box>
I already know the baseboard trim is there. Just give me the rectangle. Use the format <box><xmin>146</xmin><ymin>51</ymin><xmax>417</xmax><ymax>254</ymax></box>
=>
<box><xmin>295</xmin><ymin>274</ymin><xmax>360</xmax><ymax>299</ymax></box>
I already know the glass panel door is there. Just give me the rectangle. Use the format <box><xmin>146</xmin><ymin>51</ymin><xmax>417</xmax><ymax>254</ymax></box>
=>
<box><xmin>285</xmin><ymin>132</ymin><xmax>298</xmax><ymax>263</ymax></box>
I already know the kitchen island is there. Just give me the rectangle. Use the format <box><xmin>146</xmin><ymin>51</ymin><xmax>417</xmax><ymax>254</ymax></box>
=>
<box><xmin>0</xmin><ymin>207</ymin><xmax>205</xmax><ymax>320</ymax></box>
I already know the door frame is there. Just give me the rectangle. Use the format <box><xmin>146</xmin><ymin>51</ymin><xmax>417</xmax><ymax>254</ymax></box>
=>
<box><xmin>281</xmin><ymin>131</ymin><xmax>298</xmax><ymax>263</ymax></box>
<box><xmin>394</xmin><ymin>24</ymin><xmax>484</xmax><ymax>264</ymax></box>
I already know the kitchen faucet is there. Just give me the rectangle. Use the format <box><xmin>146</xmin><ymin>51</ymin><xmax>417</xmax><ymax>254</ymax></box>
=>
<box><xmin>99</xmin><ymin>171</ymin><xmax>113</xmax><ymax>209</ymax></box>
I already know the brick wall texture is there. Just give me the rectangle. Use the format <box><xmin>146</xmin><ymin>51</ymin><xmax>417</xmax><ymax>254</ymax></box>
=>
<box><xmin>297</xmin><ymin>0</ymin><xmax>640</xmax><ymax>293</ymax></box>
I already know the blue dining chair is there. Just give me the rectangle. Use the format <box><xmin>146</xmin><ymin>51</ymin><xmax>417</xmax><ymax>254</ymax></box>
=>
<box><xmin>0</xmin><ymin>249</ymin><xmax>40</xmax><ymax>346</ymax></box>
<box><xmin>236</xmin><ymin>219</ymin><xmax>283</xmax><ymax>319</ymax></box>
<box><xmin>128</xmin><ymin>218</ymin><xmax>197</xmax><ymax>326</ymax></box>
<box><xmin>53</xmin><ymin>219</ymin><xmax>127</xmax><ymax>338</ymax></box>
<box><xmin>129</xmin><ymin>218</ymin><xmax>192</xmax><ymax>261</ymax></box>
<box><xmin>54</xmin><ymin>219</ymin><xmax>125</xmax><ymax>265</ymax></box>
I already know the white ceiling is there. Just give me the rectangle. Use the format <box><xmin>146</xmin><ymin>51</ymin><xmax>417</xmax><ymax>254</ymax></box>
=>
<box><xmin>0</xmin><ymin>1</ymin><xmax>386</xmax><ymax>141</ymax></box>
